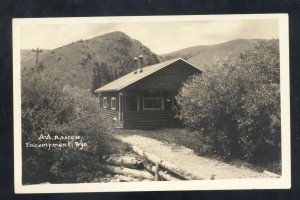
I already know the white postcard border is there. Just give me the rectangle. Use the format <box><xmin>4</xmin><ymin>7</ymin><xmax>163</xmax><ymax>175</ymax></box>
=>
<box><xmin>13</xmin><ymin>14</ymin><xmax>290</xmax><ymax>193</ymax></box>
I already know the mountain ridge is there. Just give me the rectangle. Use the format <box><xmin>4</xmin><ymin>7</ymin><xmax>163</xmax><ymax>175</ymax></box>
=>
<box><xmin>161</xmin><ymin>38</ymin><xmax>268</xmax><ymax>71</ymax></box>
<box><xmin>21</xmin><ymin>31</ymin><xmax>163</xmax><ymax>91</ymax></box>
<box><xmin>21</xmin><ymin>33</ymin><xmax>269</xmax><ymax>93</ymax></box>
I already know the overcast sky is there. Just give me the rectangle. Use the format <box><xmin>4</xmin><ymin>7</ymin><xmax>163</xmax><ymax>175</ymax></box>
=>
<box><xmin>20</xmin><ymin>19</ymin><xmax>278</xmax><ymax>54</ymax></box>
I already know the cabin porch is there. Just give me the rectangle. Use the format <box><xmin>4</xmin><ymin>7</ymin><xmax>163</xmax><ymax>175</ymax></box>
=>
<box><xmin>99</xmin><ymin>89</ymin><xmax>181</xmax><ymax>129</ymax></box>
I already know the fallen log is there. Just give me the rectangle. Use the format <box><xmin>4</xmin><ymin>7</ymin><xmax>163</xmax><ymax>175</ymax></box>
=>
<box><xmin>105</xmin><ymin>155</ymin><xmax>143</xmax><ymax>169</ymax></box>
<box><xmin>131</xmin><ymin>145</ymin><xmax>162</xmax><ymax>163</ymax></box>
<box><xmin>154</xmin><ymin>162</ymin><xmax>159</xmax><ymax>181</ymax></box>
<box><xmin>94</xmin><ymin>163</ymin><xmax>154</xmax><ymax>180</ymax></box>
<box><xmin>131</xmin><ymin>145</ymin><xmax>203</xmax><ymax>180</ymax></box>
<box><xmin>143</xmin><ymin>162</ymin><xmax>181</xmax><ymax>181</ymax></box>
<box><xmin>160</xmin><ymin>159</ymin><xmax>203</xmax><ymax>180</ymax></box>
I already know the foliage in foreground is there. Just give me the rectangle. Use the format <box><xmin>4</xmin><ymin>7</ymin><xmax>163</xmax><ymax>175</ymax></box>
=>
<box><xmin>176</xmin><ymin>40</ymin><xmax>281</xmax><ymax>168</ymax></box>
<box><xmin>21</xmin><ymin>71</ymin><xmax>119</xmax><ymax>184</ymax></box>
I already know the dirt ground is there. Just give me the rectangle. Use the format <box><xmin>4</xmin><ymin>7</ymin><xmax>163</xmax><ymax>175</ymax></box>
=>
<box><xmin>115</xmin><ymin>134</ymin><xmax>274</xmax><ymax>180</ymax></box>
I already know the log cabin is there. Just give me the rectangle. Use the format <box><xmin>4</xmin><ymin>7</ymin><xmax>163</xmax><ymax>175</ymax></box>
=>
<box><xmin>94</xmin><ymin>57</ymin><xmax>202</xmax><ymax>129</ymax></box>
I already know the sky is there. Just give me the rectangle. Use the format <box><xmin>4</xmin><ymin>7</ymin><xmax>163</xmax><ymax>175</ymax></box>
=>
<box><xmin>20</xmin><ymin>19</ymin><xmax>278</xmax><ymax>54</ymax></box>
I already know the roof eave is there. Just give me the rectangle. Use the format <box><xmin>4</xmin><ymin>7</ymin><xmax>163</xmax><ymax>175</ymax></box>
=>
<box><xmin>94</xmin><ymin>88</ymin><xmax>120</xmax><ymax>93</ymax></box>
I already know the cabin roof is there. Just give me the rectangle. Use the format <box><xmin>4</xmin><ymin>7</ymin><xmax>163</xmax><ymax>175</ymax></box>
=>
<box><xmin>94</xmin><ymin>58</ymin><xmax>202</xmax><ymax>93</ymax></box>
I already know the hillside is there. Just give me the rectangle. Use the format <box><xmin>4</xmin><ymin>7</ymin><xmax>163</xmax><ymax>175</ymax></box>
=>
<box><xmin>162</xmin><ymin>39</ymin><xmax>266</xmax><ymax>71</ymax></box>
<box><xmin>21</xmin><ymin>31</ymin><xmax>163</xmax><ymax>91</ymax></box>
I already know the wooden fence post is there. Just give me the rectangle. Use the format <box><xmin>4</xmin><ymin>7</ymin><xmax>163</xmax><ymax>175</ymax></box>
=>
<box><xmin>154</xmin><ymin>162</ymin><xmax>159</xmax><ymax>181</ymax></box>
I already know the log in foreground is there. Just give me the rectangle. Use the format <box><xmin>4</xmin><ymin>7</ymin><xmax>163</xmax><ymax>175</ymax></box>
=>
<box><xmin>95</xmin><ymin>163</ymin><xmax>154</xmax><ymax>180</ymax></box>
<box><xmin>143</xmin><ymin>162</ymin><xmax>181</xmax><ymax>181</ymax></box>
<box><xmin>105</xmin><ymin>154</ymin><xmax>143</xmax><ymax>169</ymax></box>
<box><xmin>131</xmin><ymin>145</ymin><xmax>203</xmax><ymax>180</ymax></box>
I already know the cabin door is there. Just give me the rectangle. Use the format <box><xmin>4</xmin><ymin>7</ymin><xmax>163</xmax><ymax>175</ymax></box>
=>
<box><xmin>126</xmin><ymin>94</ymin><xmax>138</xmax><ymax>111</ymax></box>
<box><xmin>164</xmin><ymin>96</ymin><xmax>172</xmax><ymax>110</ymax></box>
<box><xmin>163</xmin><ymin>90</ymin><xmax>175</xmax><ymax>111</ymax></box>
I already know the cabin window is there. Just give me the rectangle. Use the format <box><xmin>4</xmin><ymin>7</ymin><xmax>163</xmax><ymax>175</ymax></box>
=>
<box><xmin>111</xmin><ymin>97</ymin><xmax>116</xmax><ymax>110</ymax></box>
<box><xmin>103</xmin><ymin>97</ymin><xmax>107</xmax><ymax>108</ymax></box>
<box><xmin>143</xmin><ymin>97</ymin><xmax>161</xmax><ymax>110</ymax></box>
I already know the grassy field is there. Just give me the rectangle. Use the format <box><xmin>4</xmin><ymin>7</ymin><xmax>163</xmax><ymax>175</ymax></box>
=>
<box><xmin>115</xmin><ymin>128</ymin><xmax>281</xmax><ymax>174</ymax></box>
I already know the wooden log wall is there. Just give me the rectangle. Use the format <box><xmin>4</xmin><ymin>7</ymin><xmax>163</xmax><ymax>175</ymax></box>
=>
<box><xmin>100</xmin><ymin>108</ymin><xmax>119</xmax><ymax>121</ymax></box>
<box><xmin>123</xmin><ymin>110</ymin><xmax>179</xmax><ymax>129</ymax></box>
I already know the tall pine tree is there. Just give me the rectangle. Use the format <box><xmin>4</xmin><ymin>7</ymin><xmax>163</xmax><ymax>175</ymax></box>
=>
<box><xmin>91</xmin><ymin>61</ymin><xmax>102</xmax><ymax>95</ymax></box>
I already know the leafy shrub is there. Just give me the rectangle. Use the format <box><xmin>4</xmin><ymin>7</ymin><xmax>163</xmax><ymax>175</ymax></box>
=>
<box><xmin>176</xmin><ymin>40</ymin><xmax>281</xmax><ymax>167</ymax></box>
<box><xmin>22</xmin><ymin>71</ymin><xmax>114</xmax><ymax>184</ymax></box>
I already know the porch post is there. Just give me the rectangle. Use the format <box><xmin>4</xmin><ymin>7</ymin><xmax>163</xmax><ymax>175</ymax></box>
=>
<box><xmin>119</xmin><ymin>92</ymin><xmax>123</xmax><ymax>124</ymax></box>
<box><xmin>160</xmin><ymin>90</ymin><xmax>164</xmax><ymax>111</ymax></box>
<box><xmin>137</xmin><ymin>92</ymin><xmax>140</xmax><ymax>112</ymax></box>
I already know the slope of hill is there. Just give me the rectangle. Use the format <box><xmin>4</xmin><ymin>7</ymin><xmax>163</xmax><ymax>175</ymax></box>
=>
<box><xmin>21</xmin><ymin>31</ymin><xmax>163</xmax><ymax>91</ymax></box>
<box><xmin>162</xmin><ymin>39</ymin><xmax>266</xmax><ymax>71</ymax></box>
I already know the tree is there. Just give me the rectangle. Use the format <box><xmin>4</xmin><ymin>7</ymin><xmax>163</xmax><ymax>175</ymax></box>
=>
<box><xmin>22</xmin><ymin>71</ymin><xmax>114</xmax><ymax>184</ymax></box>
<box><xmin>100</xmin><ymin>62</ymin><xmax>112</xmax><ymax>83</ymax></box>
<box><xmin>91</xmin><ymin>61</ymin><xmax>113</xmax><ymax>94</ymax></box>
<box><xmin>91</xmin><ymin>61</ymin><xmax>102</xmax><ymax>94</ymax></box>
<box><xmin>176</xmin><ymin>40</ymin><xmax>280</xmax><ymax>167</ymax></box>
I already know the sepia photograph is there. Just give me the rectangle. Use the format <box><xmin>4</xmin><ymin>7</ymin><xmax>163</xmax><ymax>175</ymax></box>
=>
<box><xmin>13</xmin><ymin>14</ymin><xmax>290</xmax><ymax>193</ymax></box>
